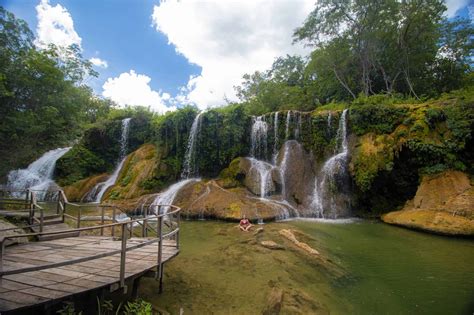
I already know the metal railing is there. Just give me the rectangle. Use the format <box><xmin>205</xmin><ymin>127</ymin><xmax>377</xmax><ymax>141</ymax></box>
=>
<box><xmin>0</xmin><ymin>189</ymin><xmax>181</xmax><ymax>291</ymax></box>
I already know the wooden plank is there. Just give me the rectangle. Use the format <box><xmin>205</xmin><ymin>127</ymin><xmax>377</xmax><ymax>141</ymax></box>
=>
<box><xmin>43</xmin><ymin>282</ymin><xmax>88</xmax><ymax>294</ymax></box>
<box><xmin>20</xmin><ymin>287</ymin><xmax>68</xmax><ymax>299</ymax></box>
<box><xmin>61</xmin><ymin>277</ymin><xmax>108</xmax><ymax>289</ymax></box>
<box><xmin>0</xmin><ymin>279</ymin><xmax>31</xmax><ymax>291</ymax></box>
<box><xmin>0</xmin><ymin>290</ymin><xmax>49</xmax><ymax>305</ymax></box>
<box><xmin>4</xmin><ymin>274</ymin><xmax>56</xmax><ymax>287</ymax></box>
<box><xmin>39</xmin><ymin>268</ymin><xmax>89</xmax><ymax>279</ymax></box>
<box><xmin>0</xmin><ymin>297</ymin><xmax>26</xmax><ymax>311</ymax></box>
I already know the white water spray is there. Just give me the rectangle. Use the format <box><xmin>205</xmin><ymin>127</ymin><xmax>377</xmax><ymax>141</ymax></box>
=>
<box><xmin>83</xmin><ymin>118</ymin><xmax>131</xmax><ymax>203</ymax></box>
<box><xmin>7</xmin><ymin>147</ymin><xmax>71</xmax><ymax>197</ymax></box>
<box><xmin>311</xmin><ymin>109</ymin><xmax>350</xmax><ymax>218</ymax></box>
<box><xmin>250</xmin><ymin>116</ymin><xmax>268</xmax><ymax>159</ymax></box>
<box><xmin>151</xmin><ymin>178</ymin><xmax>199</xmax><ymax>214</ymax></box>
<box><xmin>182</xmin><ymin>112</ymin><xmax>204</xmax><ymax>179</ymax></box>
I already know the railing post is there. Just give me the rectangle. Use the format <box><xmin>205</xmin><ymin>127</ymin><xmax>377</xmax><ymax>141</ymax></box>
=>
<box><xmin>120</xmin><ymin>223</ymin><xmax>127</xmax><ymax>291</ymax></box>
<box><xmin>24</xmin><ymin>189</ymin><xmax>29</xmax><ymax>224</ymax></box>
<box><xmin>100</xmin><ymin>207</ymin><xmax>105</xmax><ymax>236</ymax></box>
<box><xmin>129</xmin><ymin>221</ymin><xmax>133</xmax><ymax>238</ymax></box>
<box><xmin>112</xmin><ymin>208</ymin><xmax>116</xmax><ymax>237</ymax></box>
<box><xmin>56</xmin><ymin>191</ymin><xmax>60</xmax><ymax>215</ymax></box>
<box><xmin>142</xmin><ymin>219</ymin><xmax>147</xmax><ymax>238</ymax></box>
<box><xmin>62</xmin><ymin>192</ymin><xmax>67</xmax><ymax>223</ymax></box>
<box><xmin>77</xmin><ymin>207</ymin><xmax>81</xmax><ymax>229</ymax></box>
<box><xmin>0</xmin><ymin>237</ymin><xmax>4</xmax><ymax>279</ymax></box>
<box><xmin>39</xmin><ymin>208</ymin><xmax>44</xmax><ymax>233</ymax></box>
<box><xmin>156</xmin><ymin>215</ymin><xmax>163</xmax><ymax>293</ymax></box>
<box><xmin>176</xmin><ymin>210</ymin><xmax>180</xmax><ymax>250</ymax></box>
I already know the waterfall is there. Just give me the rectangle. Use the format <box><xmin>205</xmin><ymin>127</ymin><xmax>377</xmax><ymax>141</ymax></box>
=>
<box><xmin>151</xmin><ymin>178</ymin><xmax>199</xmax><ymax>214</ymax></box>
<box><xmin>247</xmin><ymin>158</ymin><xmax>274</xmax><ymax>198</ymax></box>
<box><xmin>83</xmin><ymin>118</ymin><xmax>131</xmax><ymax>203</ymax></box>
<box><xmin>294</xmin><ymin>112</ymin><xmax>303</xmax><ymax>140</ymax></box>
<box><xmin>272</xmin><ymin>112</ymin><xmax>279</xmax><ymax>163</ymax></box>
<box><xmin>250</xmin><ymin>116</ymin><xmax>268</xmax><ymax>160</ymax></box>
<box><xmin>311</xmin><ymin>109</ymin><xmax>350</xmax><ymax>218</ymax></box>
<box><xmin>181</xmin><ymin>112</ymin><xmax>204</xmax><ymax>179</ymax></box>
<box><xmin>144</xmin><ymin>112</ymin><xmax>204</xmax><ymax>214</ymax></box>
<box><xmin>7</xmin><ymin>147</ymin><xmax>71</xmax><ymax>198</ymax></box>
<box><xmin>327</xmin><ymin>112</ymin><xmax>332</xmax><ymax>135</ymax></box>
<box><xmin>278</xmin><ymin>142</ymin><xmax>291</xmax><ymax>199</ymax></box>
<box><xmin>285</xmin><ymin>111</ymin><xmax>291</xmax><ymax>139</ymax></box>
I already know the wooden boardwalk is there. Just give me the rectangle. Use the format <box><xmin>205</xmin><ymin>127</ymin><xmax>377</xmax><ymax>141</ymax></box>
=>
<box><xmin>0</xmin><ymin>236</ymin><xmax>178</xmax><ymax>312</ymax></box>
<box><xmin>0</xmin><ymin>189</ymin><xmax>182</xmax><ymax>313</ymax></box>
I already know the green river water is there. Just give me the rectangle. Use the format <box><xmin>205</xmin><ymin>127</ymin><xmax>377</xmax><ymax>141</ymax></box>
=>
<box><xmin>138</xmin><ymin>219</ymin><xmax>473</xmax><ymax>315</ymax></box>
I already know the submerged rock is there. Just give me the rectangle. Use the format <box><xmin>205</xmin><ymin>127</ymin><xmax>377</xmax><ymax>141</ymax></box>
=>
<box><xmin>279</xmin><ymin>229</ymin><xmax>320</xmax><ymax>255</ymax></box>
<box><xmin>382</xmin><ymin>170</ymin><xmax>474</xmax><ymax>236</ymax></box>
<box><xmin>262</xmin><ymin>287</ymin><xmax>284</xmax><ymax>315</ymax></box>
<box><xmin>260</xmin><ymin>240</ymin><xmax>285</xmax><ymax>250</ymax></box>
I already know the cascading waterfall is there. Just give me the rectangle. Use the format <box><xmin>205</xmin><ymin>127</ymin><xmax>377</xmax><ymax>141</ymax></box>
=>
<box><xmin>278</xmin><ymin>142</ymin><xmax>291</xmax><ymax>199</ymax></box>
<box><xmin>294</xmin><ymin>112</ymin><xmax>303</xmax><ymax>140</ymax></box>
<box><xmin>83</xmin><ymin>118</ymin><xmax>131</xmax><ymax>203</ymax></box>
<box><xmin>273</xmin><ymin>112</ymin><xmax>279</xmax><ymax>163</ymax></box>
<box><xmin>311</xmin><ymin>109</ymin><xmax>350</xmax><ymax>218</ymax></box>
<box><xmin>146</xmin><ymin>113</ymin><xmax>205</xmax><ymax>215</ymax></box>
<box><xmin>181</xmin><ymin>112</ymin><xmax>204</xmax><ymax>179</ymax></box>
<box><xmin>247</xmin><ymin>158</ymin><xmax>274</xmax><ymax>198</ymax></box>
<box><xmin>250</xmin><ymin>116</ymin><xmax>268</xmax><ymax>160</ymax></box>
<box><xmin>327</xmin><ymin>112</ymin><xmax>332</xmax><ymax>137</ymax></box>
<box><xmin>285</xmin><ymin>111</ymin><xmax>292</xmax><ymax>139</ymax></box>
<box><xmin>7</xmin><ymin>147</ymin><xmax>71</xmax><ymax>198</ymax></box>
<box><xmin>151</xmin><ymin>178</ymin><xmax>199</xmax><ymax>214</ymax></box>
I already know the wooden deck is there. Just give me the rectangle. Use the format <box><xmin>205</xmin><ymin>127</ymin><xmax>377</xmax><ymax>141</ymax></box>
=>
<box><xmin>0</xmin><ymin>189</ymin><xmax>182</xmax><ymax>314</ymax></box>
<box><xmin>0</xmin><ymin>236</ymin><xmax>178</xmax><ymax>312</ymax></box>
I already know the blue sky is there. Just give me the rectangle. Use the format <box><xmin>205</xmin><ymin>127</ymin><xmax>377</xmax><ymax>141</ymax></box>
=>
<box><xmin>2</xmin><ymin>0</ymin><xmax>473</xmax><ymax>112</ymax></box>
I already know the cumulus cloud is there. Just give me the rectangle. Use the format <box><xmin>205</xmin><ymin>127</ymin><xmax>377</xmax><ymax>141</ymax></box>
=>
<box><xmin>35</xmin><ymin>0</ymin><xmax>82</xmax><ymax>49</ymax></box>
<box><xmin>445</xmin><ymin>0</ymin><xmax>471</xmax><ymax>18</ymax></box>
<box><xmin>151</xmin><ymin>0</ymin><xmax>313</xmax><ymax>109</ymax></box>
<box><xmin>89</xmin><ymin>57</ymin><xmax>108</xmax><ymax>68</ymax></box>
<box><xmin>102</xmin><ymin>70</ymin><xmax>176</xmax><ymax>113</ymax></box>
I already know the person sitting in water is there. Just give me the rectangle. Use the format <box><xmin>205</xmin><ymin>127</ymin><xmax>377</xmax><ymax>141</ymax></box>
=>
<box><xmin>239</xmin><ymin>215</ymin><xmax>253</xmax><ymax>232</ymax></box>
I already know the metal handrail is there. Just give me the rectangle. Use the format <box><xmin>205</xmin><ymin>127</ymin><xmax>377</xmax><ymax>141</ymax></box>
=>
<box><xmin>0</xmin><ymin>205</ymin><xmax>180</xmax><ymax>240</ymax></box>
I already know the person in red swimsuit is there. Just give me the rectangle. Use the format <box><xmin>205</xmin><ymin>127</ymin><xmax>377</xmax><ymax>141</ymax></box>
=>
<box><xmin>239</xmin><ymin>215</ymin><xmax>253</xmax><ymax>232</ymax></box>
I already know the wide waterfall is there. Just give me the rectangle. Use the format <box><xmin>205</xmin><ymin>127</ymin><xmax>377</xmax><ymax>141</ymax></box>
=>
<box><xmin>7</xmin><ymin>147</ymin><xmax>71</xmax><ymax>197</ymax></box>
<box><xmin>181</xmin><ymin>112</ymin><xmax>204</xmax><ymax>179</ymax></box>
<box><xmin>83</xmin><ymin>118</ymin><xmax>131</xmax><ymax>203</ymax></box>
<box><xmin>311</xmin><ymin>109</ymin><xmax>351</xmax><ymax>218</ymax></box>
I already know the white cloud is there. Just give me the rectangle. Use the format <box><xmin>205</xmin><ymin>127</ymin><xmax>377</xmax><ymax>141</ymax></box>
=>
<box><xmin>445</xmin><ymin>0</ymin><xmax>470</xmax><ymax>18</ymax></box>
<box><xmin>89</xmin><ymin>57</ymin><xmax>108</xmax><ymax>68</ymax></box>
<box><xmin>151</xmin><ymin>0</ymin><xmax>313</xmax><ymax>109</ymax></box>
<box><xmin>35</xmin><ymin>0</ymin><xmax>82</xmax><ymax>49</ymax></box>
<box><xmin>102</xmin><ymin>70</ymin><xmax>176</xmax><ymax>113</ymax></box>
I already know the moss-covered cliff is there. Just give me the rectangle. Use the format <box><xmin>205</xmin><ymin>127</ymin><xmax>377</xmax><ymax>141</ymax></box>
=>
<box><xmin>51</xmin><ymin>89</ymin><xmax>473</xmax><ymax>234</ymax></box>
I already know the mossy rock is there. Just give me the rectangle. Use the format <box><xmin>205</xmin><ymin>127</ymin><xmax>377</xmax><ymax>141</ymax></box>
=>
<box><xmin>63</xmin><ymin>173</ymin><xmax>109</xmax><ymax>201</ymax></box>
<box><xmin>218</xmin><ymin>157</ymin><xmax>245</xmax><ymax>188</ymax></box>
<box><xmin>103</xmin><ymin>144</ymin><xmax>161</xmax><ymax>201</ymax></box>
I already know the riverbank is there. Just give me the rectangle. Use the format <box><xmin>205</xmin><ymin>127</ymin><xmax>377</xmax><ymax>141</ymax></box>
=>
<box><xmin>138</xmin><ymin>220</ymin><xmax>474</xmax><ymax>314</ymax></box>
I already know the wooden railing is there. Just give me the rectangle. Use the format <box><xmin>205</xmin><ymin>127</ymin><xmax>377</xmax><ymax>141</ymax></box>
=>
<box><xmin>0</xmin><ymin>189</ymin><xmax>181</xmax><ymax>291</ymax></box>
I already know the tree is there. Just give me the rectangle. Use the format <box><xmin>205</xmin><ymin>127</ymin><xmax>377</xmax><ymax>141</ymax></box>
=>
<box><xmin>293</xmin><ymin>0</ymin><xmax>470</xmax><ymax>99</ymax></box>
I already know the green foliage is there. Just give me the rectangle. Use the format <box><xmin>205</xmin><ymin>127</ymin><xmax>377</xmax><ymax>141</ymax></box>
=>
<box><xmin>55</xmin><ymin>145</ymin><xmax>106</xmax><ymax>186</ymax></box>
<box><xmin>0</xmin><ymin>8</ymin><xmax>113</xmax><ymax>179</ymax></box>
<box><xmin>349</xmin><ymin>103</ymin><xmax>408</xmax><ymax>135</ymax></box>
<box><xmin>123</xmin><ymin>299</ymin><xmax>152</xmax><ymax>315</ymax></box>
